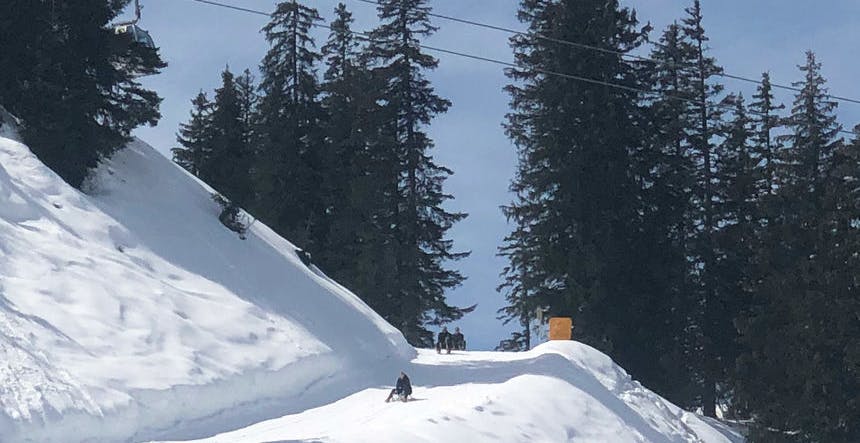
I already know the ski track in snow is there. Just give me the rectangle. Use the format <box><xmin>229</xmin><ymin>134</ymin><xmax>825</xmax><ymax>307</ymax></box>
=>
<box><xmin>0</xmin><ymin>115</ymin><xmax>741</xmax><ymax>443</ymax></box>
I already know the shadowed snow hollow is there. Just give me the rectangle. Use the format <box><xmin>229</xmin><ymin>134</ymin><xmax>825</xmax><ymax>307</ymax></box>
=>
<box><xmin>0</xmin><ymin>121</ymin><xmax>412</xmax><ymax>443</ymax></box>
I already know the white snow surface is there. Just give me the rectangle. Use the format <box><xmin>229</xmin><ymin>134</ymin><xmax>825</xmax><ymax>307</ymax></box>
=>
<box><xmin>0</xmin><ymin>121</ymin><xmax>411</xmax><ymax>442</ymax></box>
<box><xmin>0</xmin><ymin>119</ymin><xmax>742</xmax><ymax>443</ymax></box>
<box><xmin>156</xmin><ymin>342</ymin><xmax>744</xmax><ymax>443</ymax></box>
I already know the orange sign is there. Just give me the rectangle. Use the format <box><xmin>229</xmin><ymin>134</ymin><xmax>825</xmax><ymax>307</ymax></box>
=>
<box><xmin>548</xmin><ymin>317</ymin><xmax>572</xmax><ymax>340</ymax></box>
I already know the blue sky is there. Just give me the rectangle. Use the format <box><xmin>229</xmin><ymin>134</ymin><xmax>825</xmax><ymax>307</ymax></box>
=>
<box><xmin>133</xmin><ymin>0</ymin><xmax>860</xmax><ymax>351</ymax></box>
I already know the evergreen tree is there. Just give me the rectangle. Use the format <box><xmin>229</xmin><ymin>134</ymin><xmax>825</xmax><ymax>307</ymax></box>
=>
<box><xmin>779</xmin><ymin>52</ymin><xmax>841</xmax><ymax>193</ymax></box>
<box><xmin>502</xmin><ymin>0</ymin><xmax>688</xmax><ymax>399</ymax></box>
<box><xmin>748</xmin><ymin>73</ymin><xmax>785</xmax><ymax>197</ymax></box>
<box><xmin>174</xmin><ymin>68</ymin><xmax>257</xmax><ymax>234</ymax></box>
<box><xmin>729</xmin><ymin>73</ymin><xmax>785</xmax><ymax>418</ymax></box>
<box><xmin>318</xmin><ymin>2</ymin><xmax>366</xmax><ymax>260</ymax></box>
<box><xmin>680</xmin><ymin>0</ymin><xmax>726</xmax><ymax>416</ymax></box>
<box><xmin>737</xmin><ymin>51</ymin><xmax>859</xmax><ymax>442</ymax></box>
<box><xmin>798</xmin><ymin>124</ymin><xmax>860</xmax><ymax>442</ymax></box>
<box><xmin>235</xmin><ymin>69</ymin><xmax>259</xmax><ymax>141</ymax></box>
<box><xmin>712</xmin><ymin>94</ymin><xmax>757</xmax><ymax>414</ymax></box>
<box><xmin>365</xmin><ymin>0</ymin><xmax>470</xmax><ymax>346</ymax></box>
<box><xmin>315</xmin><ymin>3</ymin><xmax>395</xmax><ymax>319</ymax></box>
<box><xmin>207</xmin><ymin>68</ymin><xmax>255</xmax><ymax>208</ymax></box>
<box><xmin>173</xmin><ymin>91</ymin><xmax>214</xmax><ymax>177</ymax></box>
<box><xmin>0</xmin><ymin>1</ymin><xmax>49</xmax><ymax>109</ymax></box>
<box><xmin>496</xmin><ymin>198</ymin><xmax>540</xmax><ymax>352</ymax></box>
<box><xmin>635</xmin><ymin>21</ymin><xmax>701</xmax><ymax>406</ymax></box>
<box><xmin>1</xmin><ymin>0</ymin><xmax>165</xmax><ymax>187</ymax></box>
<box><xmin>255</xmin><ymin>0</ymin><xmax>325</xmax><ymax>249</ymax></box>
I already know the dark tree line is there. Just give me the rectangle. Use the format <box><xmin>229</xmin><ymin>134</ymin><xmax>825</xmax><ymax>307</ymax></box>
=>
<box><xmin>0</xmin><ymin>0</ymin><xmax>165</xmax><ymax>187</ymax></box>
<box><xmin>5</xmin><ymin>1</ymin><xmax>853</xmax><ymax>440</ymax></box>
<box><xmin>171</xmin><ymin>0</ymin><xmax>471</xmax><ymax>347</ymax></box>
<box><xmin>498</xmin><ymin>0</ymin><xmax>859</xmax><ymax>441</ymax></box>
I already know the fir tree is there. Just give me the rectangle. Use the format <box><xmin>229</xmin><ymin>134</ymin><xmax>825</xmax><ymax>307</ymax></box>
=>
<box><xmin>779</xmin><ymin>51</ymin><xmax>841</xmax><ymax>192</ymax></box>
<box><xmin>365</xmin><ymin>0</ymin><xmax>470</xmax><ymax>346</ymax></box>
<box><xmin>737</xmin><ymin>51</ymin><xmax>858</xmax><ymax>442</ymax></box>
<box><xmin>748</xmin><ymin>73</ymin><xmax>785</xmax><ymax>197</ymax></box>
<box><xmin>255</xmin><ymin>0</ymin><xmax>325</xmax><ymax>249</ymax></box>
<box><xmin>800</xmin><ymin>124</ymin><xmax>860</xmax><ymax>442</ymax></box>
<box><xmin>315</xmin><ymin>3</ymin><xmax>394</xmax><ymax>319</ymax></box>
<box><xmin>730</xmin><ymin>74</ymin><xmax>785</xmax><ymax>418</ymax></box>
<box><xmin>2</xmin><ymin>0</ymin><xmax>165</xmax><ymax>187</ymax></box>
<box><xmin>175</xmin><ymin>67</ymin><xmax>257</xmax><ymax>234</ymax></box>
<box><xmin>712</xmin><ymin>94</ymin><xmax>757</xmax><ymax>414</ymax></box>
<box><xmin>496</xmin><ymin>198</ymin><xmax>540</xmax><ymax>352</ymax></box>
<box><xmin>207</xmin><ymin>68</ymin><xmax>255</xmax><ymax>208</ymax></box>
<box><xmin>173</xmin><ymin>91</ymin><xmax>214</xmax><ymax>177</ymax></box>
<box><xmin>235</xmin><ymin>69</ymin><xmax>259</xmax><ymax>138</ymax></box>
<box><xmin>0</xmin><ymin>1</ymin><xmax>50</xmax><ymax>109</ymax></box>
<box><xmin>636</xmin><ymin>21</ymin><xmax>701</xmax><ymax>406</ymax></box>
<box><xmin>680</xmin><ymin>0</ymin><xmax>726</xmax><ymax>416</ymax></box>
<box><xmin>502</xmin><ymin>0</ymin><xmax>684</xmax><ymax>399</ymax></box>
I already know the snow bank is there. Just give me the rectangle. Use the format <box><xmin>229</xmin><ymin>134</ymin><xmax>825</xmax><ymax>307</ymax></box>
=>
<box><xmin>158</xmin><ymin>341</ymin><xmax>744</xmax><ymax>443</ymax></box>
<box><xmin>0</xmin><ymin>125</ymin><xmax>412</xmax><ymax>442</ymax></box>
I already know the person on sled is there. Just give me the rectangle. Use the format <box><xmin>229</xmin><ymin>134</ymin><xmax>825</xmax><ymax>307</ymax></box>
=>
<box><xmin>436</xmin><ymin>326</ymin><xmax>452</xmax><ymax>354</ymax></box>
<box><xmin>385</xmin><ymin>371</ymin><xmax>412</xmax><ymax>402</ymax></box>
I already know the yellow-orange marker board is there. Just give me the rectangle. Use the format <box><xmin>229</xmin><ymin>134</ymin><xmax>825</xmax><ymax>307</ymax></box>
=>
<box><xmin>548</xmin><ymin>317</ymin><xmax>572</xmax><ymax>340</ymax></box>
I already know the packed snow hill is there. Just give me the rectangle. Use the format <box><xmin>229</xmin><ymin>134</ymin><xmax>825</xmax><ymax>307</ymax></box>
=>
<box><xmin>0</xmin><ymin>113</ymin><xmax>742</xmax><ymax>442</ymax></box>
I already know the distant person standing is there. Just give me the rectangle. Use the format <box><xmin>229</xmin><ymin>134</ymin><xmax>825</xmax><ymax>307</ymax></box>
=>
<box><xmin>436</xmin><ymin>326</ymin><xmax>452</xmax><ymax>354</ymax></box>
<box><xmin>452</xmin><ymin>327</ymin><xmax>466</xmax><ymax>351</ymax></box>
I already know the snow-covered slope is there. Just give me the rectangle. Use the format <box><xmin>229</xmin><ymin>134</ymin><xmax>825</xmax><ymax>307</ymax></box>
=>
<box><xmin>0</xmin><ymin>115</ymin><xmax>741</xmax><ymax>443</ymax></box>
<box><xmin>158</xmin><ymin>342</ymin><xmax>743</xmax><ymax>443</ymax></box>
<box><xmin>0</xmin><ymin>119</ymin><xmax>411</xmax><ymax>443</ymax></box>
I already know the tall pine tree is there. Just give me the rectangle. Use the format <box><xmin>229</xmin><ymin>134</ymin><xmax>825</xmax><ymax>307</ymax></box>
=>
<box><xmin>712</xmin><ymin>94</ymin><xmax>757</xmax><ymax>415</ymax></box>
<box><xmin>255</xmin><ymin>0</ymin><xmax>325</xmax><ymax>249</ymax></box>
<box><xmin>1</xmin><ymin>0</ymin><xmax>165</xmax><ymax>187</ymax></box>
<box><xmin>316</xmin><ymin>3</ymin><xmax>395</xmax><ymax>319</ymax></box>
<box><xmin>501</xmin><ymin>0</ymin><xmax>690</xmax><ymax>402</ymax></box>
<box><xmin>680</xmin><ymin>0</ymin><xmax>727</xmax><ymax>416</ymax></box>
<box><xmin>365</xmin><ymin>0</ymin><xmax>469</xmax><ymax>346</ymax></box>
<box><xmin>635</xmin><ymin>21</ymin><xmax>701</xmax><ymax>406</ymax></box>
<box><xmin>737</xmin><ymin>51</ymin><xmax>858</xmax><ymax>442</ymax></box>
<box><xmin>497</xmin><ymin>190</ymin><xmax>542</xmax><ymax>352</ymax></box>
<box><xmin>173</xmin><ymin>91</ymin><xmax>214</xmax><ymax>177</ymax></box>
<box><xmin>173</xmin><ymin>68</ymin><xmax>256</xmax><ymax>208</ymax></box>
<box><xmin>749</xmin><ymin>72</ymin><xmax>785</xmax><ymax>198</ymax></box>
<box><xmin>207</xmin><ymin>68</ymin><xmax>255</xmax><ymax>208</ymax></box>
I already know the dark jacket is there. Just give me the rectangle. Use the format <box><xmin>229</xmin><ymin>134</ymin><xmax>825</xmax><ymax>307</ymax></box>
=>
<box><xmin>452</xmin><ymin>332</ymin><xmax>465</xmax><ymax>350</ymax></box>
<box><xmin>395</xmin><ymin>374</ymin><xmax>412</xmax><ymax>396</ymax></box>
<box><xmin>437</xmin><ymin>330</ymin><xmax>452</xmax><ymax>347</ymax></box>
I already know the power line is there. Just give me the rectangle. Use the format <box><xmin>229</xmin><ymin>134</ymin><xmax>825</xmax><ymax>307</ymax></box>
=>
<box><xmin>352</xmin><ymin>0</ymin><xmax>860</xmax><ymax>106</ymax></box>
<box><xmin>187</xmin><ymin>0</ymin><xmax>269</xmax><ymax>16</ymax></box>
<box><xmin>182</xmin><ymin>0</ymin><xmax>855</xmax><ymax>136</ymax></box>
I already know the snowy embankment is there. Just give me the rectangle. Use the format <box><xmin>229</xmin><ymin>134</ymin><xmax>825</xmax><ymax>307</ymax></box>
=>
<box><xmin>0</xmin><ymin>112</ymin><xmax>741</xmax><ymax>443</ymax></box>
<box><xmin>157</xmin><ymin>342</ymin><xmax>743</xmax><ymax>443</ymax></box>
<box><xmin>0</xmin><ymin>115</ymin><xmax>411</xmax><ymax>443</ymax></box>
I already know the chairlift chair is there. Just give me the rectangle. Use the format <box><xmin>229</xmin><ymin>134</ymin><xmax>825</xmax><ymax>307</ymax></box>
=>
<box><xmin>115</xmin><ymin>24</ymin><xmax>155</xmax><ymax>48</ymax></box>
<box><xmin>113</xmin><ymin>0</ymin><xmax>155</xmax><ymax>49</ymax></box>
